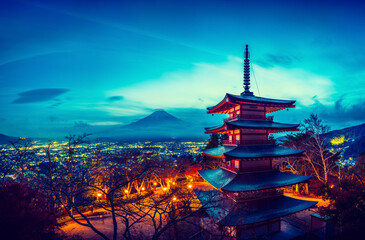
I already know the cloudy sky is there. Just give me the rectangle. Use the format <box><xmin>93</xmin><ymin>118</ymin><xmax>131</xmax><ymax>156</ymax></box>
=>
<box><xmin>1</xmin><ymin>0</ymin><xmax>365</xmax><ymax>138</ymax></box>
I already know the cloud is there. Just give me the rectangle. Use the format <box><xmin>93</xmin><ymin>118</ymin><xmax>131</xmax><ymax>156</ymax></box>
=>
<box><xmin>49</xmin><ymin>102</ymin><xmax>62</xmax><ymax>108</ymax></box>
<box><xmin>89</xmin><ymin>121</ymin><xmax>122</xmax><ymax>126</ymax></box>
<box><xmin>74</xmin><ymin>121</ymin><xmax>91</xmax><ymax>128</ymax></box>
<box><xmin>107</xmin><ymin>96</ymin><xmax>124</xmax><ymax>102</ymax></box>
<box><xmin>266</xmin><ymin>54</ymin><xmax>300</xmax><ymax>66</ymax></box>
<box><xmin>48</xmin><ymin>116</ymin><xmax>67</xmax><ymax>123</ymax></box>
<box><xmin>107</xmin><ymin>56</ymin><xmax>334</xmax><ymax>114</ymax></box>
<box><xmin>318</xmin><ymin>96</ymin><xmax>365</xmax><ymax>123</ymax></box>
<box><xmin>12</xmin><ymin>88</ymin><xmax>69</xmax><ymax>104</ymax></box>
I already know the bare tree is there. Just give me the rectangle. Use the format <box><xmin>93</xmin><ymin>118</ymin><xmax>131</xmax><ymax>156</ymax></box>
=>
<box><xmin>0</xmin><ymin>138</ymin><xmax>34</xmax><ymax>184</ymax></box>
<box><xmin>282</xmin><ymin>114</ymin><xmax>340</xmax><ymax>185</ymax></box>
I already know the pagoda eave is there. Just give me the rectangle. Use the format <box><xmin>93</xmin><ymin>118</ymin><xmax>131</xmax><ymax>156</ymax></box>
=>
<box><xmin>195</xmin><ymin>190</ymin><xmax>317</xmax><ymax>226</ymax></box>
<box><xmin>198</xmin><ymin>168</ymin><xmax>312</xmax><ymax>192</ymax></box>
<box><xmin>205</xmin><ymin>120</ymin><xmax>300</xmax><ymax>134</ymax></box>
<box><xmin>203</xmin><ymin>145</ymin><xmax>305</xmax><ymax>159</ymax></box>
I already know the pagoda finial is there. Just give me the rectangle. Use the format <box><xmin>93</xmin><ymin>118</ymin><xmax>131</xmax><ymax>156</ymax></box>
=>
<box><xmin>242</xmin><ymin>44</ymin><xmax>254</xmax><ymax>96</ymax></box>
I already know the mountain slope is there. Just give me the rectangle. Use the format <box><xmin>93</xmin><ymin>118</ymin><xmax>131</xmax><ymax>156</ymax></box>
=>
<box><xmin>0</xmin><ymin>134</ymin><xmax>19</xmax><ymax>145</ymax></box>
<box><xmin>99</xmin><ymin>110</ymin><xmax>204</xmax><ymax>141</ymax></box>
<box><xmin>126</xmin><ymin>110</ymin><xmax>182</xmax><ymax>128</ymax></box>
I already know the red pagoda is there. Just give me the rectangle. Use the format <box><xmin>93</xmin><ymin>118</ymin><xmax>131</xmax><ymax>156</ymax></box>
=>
<box><xmin>195</xmin><ymin>45</ymin><xmax>317</xmax><ymax>239</ymax></box>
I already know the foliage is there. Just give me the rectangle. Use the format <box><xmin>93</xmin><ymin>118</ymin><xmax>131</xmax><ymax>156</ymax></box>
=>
<box><xmin>0</xmin><ymin>182</ymin><xmax>59</xmax><ymax>240</ymax></box>
<box><xmin>205</xmin><ymin>133</ymin><xmax>227</xmax><ymax>149</ymax></box>
<box><xmin>319</xmin><ymin>179</ymin><xmax>365</xmax><ymax>235</ymax></box>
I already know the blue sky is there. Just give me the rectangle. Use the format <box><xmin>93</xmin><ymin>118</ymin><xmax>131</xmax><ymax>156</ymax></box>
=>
<box><xmin>1</xmin><ymin>0</ymin><xmax>365</xmax><ymax>138</ymax></box>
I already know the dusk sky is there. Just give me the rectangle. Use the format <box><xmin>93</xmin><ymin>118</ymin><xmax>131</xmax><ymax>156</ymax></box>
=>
<box><xmin>1</xmin><ymin>0</ymin><xmax>365</xmax><ymax>138</ymax></box>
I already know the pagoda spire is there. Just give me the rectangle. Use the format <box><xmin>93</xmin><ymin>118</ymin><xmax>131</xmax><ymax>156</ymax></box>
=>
<box><xmin>242</xmin><ymin>44</ymin><xmax>254</xmax><ymax>96</ymax></box>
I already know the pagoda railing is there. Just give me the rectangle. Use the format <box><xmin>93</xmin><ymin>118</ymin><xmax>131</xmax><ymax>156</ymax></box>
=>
<box><xmin>225</xmin><ymin>115</ymin><xmax>274</xmax><ymax>121</ymax></box>
<box><xmin>224</xmin><ymin>116</ymin><xmax>238</xmax><ymax>122</ymax></box>
<box><xmin>241</xmin><ymin>140</ymin><xmax>268</xmax><ymax>145</ymax></box>
<box><xmin>226</xmin><ymin>189</ymin><xmax>284</xmax><ymax>202</ymax></box>
<box><xmin>221</xmin><ymin>162</ymin><xmax>239</xmax><ymax>172</ymax></box>
<box><xmin>222</xmin><ymin>140</ymin><xmax>240</xmax><ymax>145</ymax></box>
<box><xmin>222</xmin><ymin>140</ymin><xmax>268</xmax><ymax>145</ymax></box>
<box><xmin>240</xmin><ymin>115</ymin><xmax>274</xmax><ymax>121</ymax></box>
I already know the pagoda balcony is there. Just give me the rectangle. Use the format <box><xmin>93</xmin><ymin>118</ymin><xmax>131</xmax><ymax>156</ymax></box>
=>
<box><xmin>222</xmin><ymin>139</ymin><xmax>268</xmax><ymax>145</ymax></box>
<box><xmin>226</xmin><ymin>189</ymin><xmax>285</xmax><ymax>202</ymax></box>
<box><xmin>222</xmin><ymin>140</ymin><xmax>241</xmax><ymax>145</ymax></box>
<box><xmin>224</xmin><ymin>116</ymin><xmax>239</xmax><ymax>122</ymax></box>
<box><xmin>226</xmin><ymin>115</ymin><xmax>274</xmax><ymax>121</ymax></box>
<box><xmin>221</xmin><ymin>162</ymin><xmax>239</xmax><ymax>172</ymax></box>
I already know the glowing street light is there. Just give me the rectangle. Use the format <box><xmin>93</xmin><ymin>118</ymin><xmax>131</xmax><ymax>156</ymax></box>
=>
<box><xmin>124</xmin><ymin>189</ymin><xmax>129</xmax><ymax>193</ymax></box>
<box><xmin>188</xmin><ymin>184</ymin><xmax>192</xmax><ymax>189</ymax></box>
<box><xmin>173</xmin><ymin>197</ymin><xmax>177</xmax><ymax>201</ymax></box>
<box><xmin>163</xmin><ymin>187</ymin><xmax>167</xmax><ymax>191</ymax></box>
<box><xmin>153</xmin><ymin>182</ymin><xmax>157</xmax><ymax>186</ymax></box>
<box><xmin>97</xmin><ymin>193</ymin><xmax>102</xmax><ymax>197</ymax></box>
<box><xmin>142</xmin><ymin>187</ymin><xmax>145</xmax><ymax>191</ymax></box>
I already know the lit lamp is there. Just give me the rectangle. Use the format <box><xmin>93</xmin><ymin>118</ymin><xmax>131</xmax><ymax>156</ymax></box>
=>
<box><xmin>124</xmin><ymin>189</ymin><xmax>128</xmax><ymax>193</ymax></box>
<box><xmin>188</xmin><ymin>184</ymin><xmax>192</xmax><ymax>189</ymax></box>
<box><xmin>97</xmin><ymin>193</ymin><xmax>102</xmax><ymax>201</ymax></box>
<box><xmin>163</xmin><ymin>187</ymin><xmax>167</xmax><ymax>191</ymax></box>
<box><xmin>142</xmin><ymin>187</ymin><xmax>145</xmax><ymax>191</ymax></box>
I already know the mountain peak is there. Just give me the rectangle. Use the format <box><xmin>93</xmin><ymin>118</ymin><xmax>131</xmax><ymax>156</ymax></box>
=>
<box><xmin>128</xmin><ymin>110</ymin><xmax>182</xmax><ymax>127</ymax></box>
<box><xmin>148</xmin><ymin>110</ymin><xmax>179</xmax><ymax>120</ymax></box>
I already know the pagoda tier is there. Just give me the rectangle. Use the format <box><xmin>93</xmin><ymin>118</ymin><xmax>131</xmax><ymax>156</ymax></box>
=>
<box><xmin>198</xmin><ymin>168</ymin><xmax>311</xmax><ymax>192</ymax></box>
<box><xmin>195</xmin><ymin>190</ymin><xmax>317</xmax><ymax>226</ymax></box>
<box><xmin>203</xmin><ymin>144</ymin><xmax>304</xmax><ymax>159</ymax></box>
<box><xmin>207</xmin><ymin>93</ymin><xmax>295</xmax><ymax>114</ymax></box>
<box><xmin>205</xmin><ymin>119</ymin><xmax>299</xmax><ymax>134</ymax></box>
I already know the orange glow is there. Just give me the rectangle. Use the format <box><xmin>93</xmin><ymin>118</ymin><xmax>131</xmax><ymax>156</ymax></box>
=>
<box><xmin>97</xmin><ymin>193</ymin><xmax>102</xmax><ymax>197</ymax></box>
<box><xmin>163</xmin><ymin>187</ymin><xmax>167</xmax><ymax>191</ymax></box>
<box><xmin>173</xmin><ymin>197</ymin><xmax>177</xmax><ymax>201</ymax></box>
<box><xmin>124</xmin><ymin>189</ymin><xmax>128</xmax><ymax>193</ymax></box>
<box><xmin>330</xmin><ymin>185</ymin><xmax>334</xmax><ymax>189</ymax></box>
<box><xmin>142</xmin><ymin>187</ymin><xmax>145</xmax><ymax>191</ymax></box>
<box><xmin>154</xmin><ymin>182</ymin><xmax>157</xmax><ymax>185</ymax></box>
<box><xmin>172</xmin><ymin>182</ymin><xmax>176</xmax><ymax>185</ymax></box>
<box><xmin>188</xmin><ymin>184</ymin><xmax>192</xmax><ymax>188</ymax></box>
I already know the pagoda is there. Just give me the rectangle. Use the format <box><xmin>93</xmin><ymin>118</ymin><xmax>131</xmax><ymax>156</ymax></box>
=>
<box><xmin>195</xmin><ymin>45</ymin><xmax>317</xmax><ymax>239</ymax></box>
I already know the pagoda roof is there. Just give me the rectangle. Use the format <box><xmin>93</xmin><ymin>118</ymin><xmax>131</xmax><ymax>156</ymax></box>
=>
<box><xmin>203</xmin><ymin>144</ymin><xmax>304</xmax><ymax>159</ymax></box>
<box><xmin>195</xmin><ymin>190</ymin><xmax>317</xmax><ymax>226</ymax></box>
<box><xmin>205</xmin><ymin>119</ymin><xmax>299</xmax><ymax>134</ymax></box>
<box><xmin>207</xmin><ymin>93</ymin><xmax>296</xmax><ymax>114</ymax></box>
<box><xmin>198</xmin><ymin>168</ymin><xmax>311</xmax><ymax>192</ymax></box>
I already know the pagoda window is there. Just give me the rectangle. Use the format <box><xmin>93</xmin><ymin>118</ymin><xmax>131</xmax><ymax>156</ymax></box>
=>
<box><xmin>234</xmin><ymin>160</ymin><xmax>240</xmax><ymax>169</ymax></box>
<box><xmin>235</xmin><ymin>135</ymin><xmax>240</xmax><ymax>144</ymax></box>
